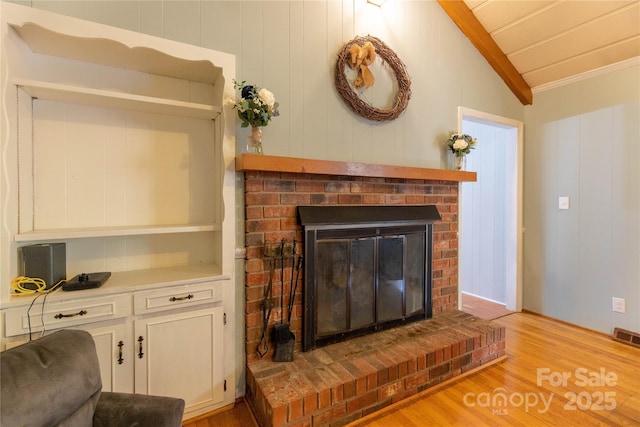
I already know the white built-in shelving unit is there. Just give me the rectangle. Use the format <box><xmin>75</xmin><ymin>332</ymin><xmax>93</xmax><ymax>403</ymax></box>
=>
<box><xmin>0</xmin><ymin>3</ymin><xmax>237</xmax><ymax>418</ymax></box>
<box><xmin>1</xmin><ymin>5</ymin><xmax>236</xmax><ymax>294</ymax></box>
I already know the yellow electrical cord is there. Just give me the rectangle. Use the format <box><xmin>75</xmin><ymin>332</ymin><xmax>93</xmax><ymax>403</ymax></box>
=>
<box><xmin>11</xmin><ymin>276</ymin><xmax>47</xmax><ymax>294</ymax></box>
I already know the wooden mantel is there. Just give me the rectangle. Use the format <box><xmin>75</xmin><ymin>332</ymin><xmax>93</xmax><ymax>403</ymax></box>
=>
<box><xmin>236</xmin><ymin>154</ymin><xmax>477</xmax><ymax>182</ymax></box>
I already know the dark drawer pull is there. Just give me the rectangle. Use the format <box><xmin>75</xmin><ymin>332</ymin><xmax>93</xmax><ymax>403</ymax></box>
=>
<box><xmin>169</xmin><ymin>294</ymin><xmax>194</xmax><ymax>302</ymax></box>
<box><xmin>54</xmin><ymin>310</ymin><xmax>87</xmax><ymax>319</ymax></box>
<box><xmin>117</xmin><ymin>341</ymin><xmax>124</xmax><ymax>365</ymax></box>
<box><xmin>138</xmin><ymin>336</ymin><xmax>144</xmax><ymax>359</ymax></box>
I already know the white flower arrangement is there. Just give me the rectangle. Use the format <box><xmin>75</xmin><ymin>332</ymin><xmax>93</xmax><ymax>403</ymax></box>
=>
<box><xmin>232</xmin><ymin>80</ymin><xmax>279</xmax><ymax>128</ymax></box>
<box><xmin>447</xmin><ymin>131</ymin><xmax>477</xmax><ymax>156</ymax></box>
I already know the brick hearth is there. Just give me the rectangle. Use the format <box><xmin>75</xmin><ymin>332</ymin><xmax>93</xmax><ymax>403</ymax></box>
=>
<box><xmin>246</xmin><ymin>310</ymin><xmax>505</xmax><ymax>427</ymax></box>
<box><xmin>236</xmin><ymin>156</ymin><xmax>498</xmax><ymax>426</ymax></box>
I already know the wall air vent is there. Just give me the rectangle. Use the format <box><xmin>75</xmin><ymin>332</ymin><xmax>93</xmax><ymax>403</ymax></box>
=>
<box><xmin>612</xmin><ymin>327</ymin><xmax>640</xmax><ymax>349</ymax></box>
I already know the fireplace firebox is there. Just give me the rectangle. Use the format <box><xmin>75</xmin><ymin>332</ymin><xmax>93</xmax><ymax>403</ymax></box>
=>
<box><xmin>298</xmin><ymin>205</ymin><xmax>440</xmax><ymax>351</ymax></box>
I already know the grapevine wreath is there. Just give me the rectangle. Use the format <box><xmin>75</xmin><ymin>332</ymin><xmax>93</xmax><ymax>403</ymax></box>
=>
<box><xmin>335</xmin><ymin>35</ymin><xmax>411</xmax><ymax>122</ymax></box>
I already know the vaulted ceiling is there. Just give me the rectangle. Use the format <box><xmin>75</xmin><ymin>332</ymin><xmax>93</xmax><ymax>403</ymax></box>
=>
<box><xmin>438</xmin><ymin>0</ymin><xmax>640</xmax><ymax>105</ymax></box>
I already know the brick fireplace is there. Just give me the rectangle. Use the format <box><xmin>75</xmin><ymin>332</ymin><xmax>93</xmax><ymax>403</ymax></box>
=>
<box><xmin>236</xmin><ymin>155</ymin><xmax>505</xmax><ymax>426</ymax></box>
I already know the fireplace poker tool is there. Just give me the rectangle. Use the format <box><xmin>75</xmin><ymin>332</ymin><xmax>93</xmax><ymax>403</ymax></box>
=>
<box><xmin>279</xmin><ymin>239</ymin><xmax>285</xmax><ymax>325</ymax></box>
<box><xmin>287</xmin><ymin>239</ymin><xmax>297</xmax><ymax>322</ymax></box>
<box><xmin>273</xmin><ymin>239</ymin><xmax>295</xmax><ymax>362</ymax></box>
<box><xmin>287</xmin><ymin>244</ymin><xmax>304</xmax><ymax>324</ymax></box>
<box><xmin>288</xmin><ymin>249</ymin><xmax>303</xmax><ymax>324</ymax></box>
<box><xmin>257</xmin><ymin>245</ymin><xmax>276</xmax><ymax>358</ymax></box>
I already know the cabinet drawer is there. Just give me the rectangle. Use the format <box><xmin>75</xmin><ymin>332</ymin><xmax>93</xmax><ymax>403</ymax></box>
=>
<box><xmin>4</xmin><ymin>294</ymin><xmax>131</xmax><ymax>337</ymax></box>
<box><xmin>133</xmin><ymin>282</ymin><xmax>222</xmax><ymax>315</ymax></box>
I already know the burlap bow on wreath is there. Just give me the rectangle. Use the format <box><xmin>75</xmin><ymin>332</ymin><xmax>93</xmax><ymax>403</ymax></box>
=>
<box><xmin>348</xmin><ymin>41</ymin><xmax>377</xmax><ymax>89</ymax></box>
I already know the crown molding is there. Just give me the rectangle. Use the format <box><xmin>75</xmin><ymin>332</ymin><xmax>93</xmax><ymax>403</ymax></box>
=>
<box><xmin>532</xmin><ymin>57</ymin><xmax>640</xmax><ymax>94</ymax></box>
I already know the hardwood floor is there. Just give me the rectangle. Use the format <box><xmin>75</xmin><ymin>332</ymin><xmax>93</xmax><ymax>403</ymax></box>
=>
<box><xmin>182</xmin><ymin>400</ymin><xmax>258</xmax><ymax>427</ymax></box>
<box><xmin>184</xmin><ymin>312</ymin><xmax>639</xmax><ymax>426</ymax></box>
<box><xmin>351</xmin><ymin>312</ymin><xmax>640</xmax><ymax>426</ymax></box>
<box><xmin>461</xmin><ymin>292</ymin><xmax>513</xmax><ymax>320</ymax></box>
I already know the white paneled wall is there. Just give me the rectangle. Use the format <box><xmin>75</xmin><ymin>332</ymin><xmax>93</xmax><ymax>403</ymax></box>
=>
<box><xmin>524</xmin><ymin>65</ymin><xmax>640</xmax><ymax>334</ymax></box>
<box><xmin>26</xmin><ymin>0</ymin><xmax>523</xmax><ymax>169</ymax></box>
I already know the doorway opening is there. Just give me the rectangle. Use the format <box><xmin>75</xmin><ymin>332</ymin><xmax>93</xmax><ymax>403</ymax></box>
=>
<box><xmin>457</xmin><ymin>107</ymin><xmax>523</xmax><ymax>316</ymax></box>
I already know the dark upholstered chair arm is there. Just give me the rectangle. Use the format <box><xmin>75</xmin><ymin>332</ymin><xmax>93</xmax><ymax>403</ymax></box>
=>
<box><xmin>93</xmin><ymin>392</ymin><xmax>185</xmax><ymax>427</ymax></box>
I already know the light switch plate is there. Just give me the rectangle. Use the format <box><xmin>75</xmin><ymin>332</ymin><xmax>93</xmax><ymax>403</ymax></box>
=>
<box><xmin>558</xmin><ymin>196</ymin><xmax>570</xmax><ymax>210</ymax></box>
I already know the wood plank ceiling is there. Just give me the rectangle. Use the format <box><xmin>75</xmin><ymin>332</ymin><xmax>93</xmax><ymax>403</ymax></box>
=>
<box><xmin>438</xmin><ymin>0</ymin><xmax>640</xmax><ymax>105</ymax></box>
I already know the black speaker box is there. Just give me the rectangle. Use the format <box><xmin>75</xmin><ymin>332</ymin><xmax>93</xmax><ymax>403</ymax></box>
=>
<box><xmin>19</xmin><ymin>243</ymin><xmax>66</xmax><ymax>290</ymax></box>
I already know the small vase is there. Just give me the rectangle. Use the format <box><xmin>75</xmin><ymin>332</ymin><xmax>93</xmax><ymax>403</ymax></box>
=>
<box><xmin>450</xmin><ymin>152</ymin><xmax>466</xmax><ymax>171</ymax></box>
<box><xmin>247</xmin><ymin>126</ymin><xmax>263</xmax><ymax>155</ymax></box>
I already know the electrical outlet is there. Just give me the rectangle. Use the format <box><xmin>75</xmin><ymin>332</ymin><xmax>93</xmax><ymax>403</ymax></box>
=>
<box><xmin>612</xmin><ymin>297</ymin><xmax>626</xmax><ymax>314</ymax></box>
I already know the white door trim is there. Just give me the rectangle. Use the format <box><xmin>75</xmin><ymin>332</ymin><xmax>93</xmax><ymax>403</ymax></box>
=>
<box><xmin>457</xmin><ymin>106</ymin><xmax>523</xmax><ymax>312</ymax></box>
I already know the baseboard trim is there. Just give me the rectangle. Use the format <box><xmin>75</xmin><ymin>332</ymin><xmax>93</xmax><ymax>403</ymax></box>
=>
<box><xmin>521</xmin><ymin>309</ymin><xmax>613</xmax><ymax>338</ymax></box>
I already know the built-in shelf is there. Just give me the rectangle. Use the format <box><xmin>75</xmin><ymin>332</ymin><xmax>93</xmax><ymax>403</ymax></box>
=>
<box><xmin>15</xmin><ymin>224</ymin><xmax>220</xmax><ymax>242</ymax></box>
<box><xmin>15</xmin><ymin>79</ymin><xmax>220</xmax><ymax>119</ymax></box>
<box><xmin>236</xmin><ymin>154</ymin><xmax>477</xmax><ymax>182</ymax></box>
<box><xmin>106</xmin><ymin>262</ymin><xmax>225</xmax><ymax>289</ymax></box>
<box><xmin>11</xmin><ymin>22</ymin><xmax>222</xmax><ymax>84</ymax></box>
<box><xmin>5</xmin><ymin>263</ymin><xmax>227</xmax><ymax>308</ymax></box>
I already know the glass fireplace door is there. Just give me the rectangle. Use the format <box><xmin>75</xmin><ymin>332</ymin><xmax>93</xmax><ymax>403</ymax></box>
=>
<box><xmin>314</xmin><ymin>231</ymin><xmax>426</xmax><ymax>339</ymax></box>
<box><xmin>315</xmin><ymin>238</ymin><xmax>376</xmax><ymax>337</ymax></box>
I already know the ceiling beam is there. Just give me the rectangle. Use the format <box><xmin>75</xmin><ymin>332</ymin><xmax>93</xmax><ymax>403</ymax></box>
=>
<box><xmin>437</xmin><ymin>0</ymin><xmax>533</xmax><ymax>105</ymax></box>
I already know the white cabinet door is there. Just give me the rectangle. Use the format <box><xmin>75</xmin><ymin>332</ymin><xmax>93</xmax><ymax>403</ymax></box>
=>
<box><xmin>134</xmin><ymin>306</ymin><xmax>225</xmax><ymax>417</ymax></box>
<box><xmin>86</xmin><ymin>322</ymin><xmax>134</xmax><ymax>393</ymax></box>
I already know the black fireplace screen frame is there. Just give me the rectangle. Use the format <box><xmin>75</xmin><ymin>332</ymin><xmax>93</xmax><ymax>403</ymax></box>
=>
<box><xmin>298</xmin><ymin>205</ymin><xmax>440</xmax><ymax>351</ymax></box>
